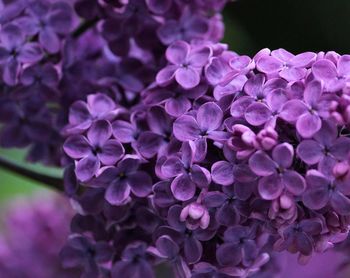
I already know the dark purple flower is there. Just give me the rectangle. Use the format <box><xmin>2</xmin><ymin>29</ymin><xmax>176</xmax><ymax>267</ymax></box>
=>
<box><xmin>0</xmin><ymin>23</ymin><xmax>43</xmax><ymax>85</ymax></box>
<box><xmin>160</xmin><ymin>141</ymin><xmax>211</xmax><ymax>201</ymax></box>
<box><xmin>165</xmin><ymin>205</ymin><xmax>216</xmax><ymax>264</ymax></box>
<box><xmin>20</xmin><ymin>63</ymin><xmax>59</xmax><ymax>99</ymax></box>
<box><xmin>63</xmin><ymin>120</ymin><xmax>125</xmax><ymax>181</ymax></box>
<box><xmin>65</xmin><ymin>93</ymin><xmax>125</xmax><ymax>134</ymax></box>
<box><xmin>157</xmin><ymin>8</ymin><xmax>209</xmax><ymax>45</ymax></box>
<box><xmin>203</xmin><ymin>186</ymin><xmax>245</xmax><ymax>227</ymax></box>
<box><xmin>249</xmin><ymin>143</ymin><xmax>306</xmax><ymax>200</ymax></box>
<box><xmin>61</xmin><ymin>234</ymin><xmax>113</xmax><ymax>278</ymax></box>
<box><xmin>216</xmin><ymin>226</ymin><xmax>259</xmax><ymax>267</ymax></box>
<box><xmin>111</xmin><ymin>242</ymin><xmax>154</xmax><ymax>278</ymax></box>
<box><xmin>156</xmin><ymin>40</ymin><xmax>211</xmax><ymax>89</ymax></box>
<box><xmin>302</xmin><ymin>170</ymin><xmax>350</xmax><ymax>215</ymax></box>
<box><xmin>91</xmin><ymin>155</ymin><xmax>152</xmax><ymax>206</ymax></box>
<box><xmin>297</xmin><ymin>120</ymin><xmax>350</xmax><ymax>175</ymax></box>
<box><xmin>280</xmin><ymin>80</ymin><xmax>329</xmax><ymax>138</ymax></box>
<box><xmin>274</xmin><ymin>219</ymin><xmax>323</xmax><ymax>260</ymax></box>
<box><xmin>17</xmin><ymin>1</ymin><xmax>74</xmax><ymax>53</ymax></box>
<box><xmin>143</xmin><ymin>82</ymin><xmax>208</xmax><ymax>117</ymax></box>
<box><xmin>173</xmin><ymin>102</ymin><xmax>225</xmax><ymax>161</ymax></box>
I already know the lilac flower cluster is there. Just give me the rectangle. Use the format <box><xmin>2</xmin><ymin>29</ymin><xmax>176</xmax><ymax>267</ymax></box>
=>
<box><xmin>2</xmin><ymin>0</ymin><xmax>350</xmax><ymax>277</ymax></box>
<box><xmin>0</xmin><ymin>193</ymin><xmax>79</xmax><ymax>278</ymax></box>
<box><xmin>0</xmin><ymin>0</ymin><xmax>224</xmax><ymax>166</ymax></box>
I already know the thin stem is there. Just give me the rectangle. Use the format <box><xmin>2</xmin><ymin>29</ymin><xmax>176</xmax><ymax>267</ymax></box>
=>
<box><xmin>72</xmin><ymin>17</ymin><xmax>100</xmax><ymax>38</ymax></box>
<box><xmin>0</xmin><ymin>156</ymin><xmax>63</xmax><ymax>191</ymax></box>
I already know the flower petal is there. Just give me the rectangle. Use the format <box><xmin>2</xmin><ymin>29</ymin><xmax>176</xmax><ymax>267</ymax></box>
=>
<box><xmin>75</xmin><ymin>155</ymin><xmax>100</xmax><ymax>182</ymax></box>
<box><xmin>105</xmin><ymin>180</ymin><xmax>131</xmax><ymax>206</ymax></box>
<box><xmin>256</xmin><ymin>55</ymin><xmax>283</xmax><ymax>73</ymax></box>
<box><xmin>248</xmin><ymin>151</ymin><xmax>276</xmax><ymax>176</ymax></box>
<box><xmin>330</xmin><ymin>190</ymin><xmax>350</xmax><ymax>215</ymax></box>
<box><xmin>171</xmin><ymin>174</ymin><xmax>196</xmax><ymax>201</ymax></box>
<box><xmin>258</xmin><ymin>174</ymin><xmax>283</xmax><ymax>200</ymax></box>
<box><xmin>175</xmin><ymin>67</ymin><xmax>200</xmax><ymax>89</ymax></box>
<box><xmin>279</xmin><ymin>100</ymin><xmax>307</xmax><ymax>122</ymax></box>
<box><xmin>87</xmin><ymin>120</ymin><xmax>112</xmax><ymax>146</ymax></box>
<box><xmin>197</xmin><ymin>102</ymin><xmax>223</xmax><ymax>132</ymax></box>
<box><xmin>166</xmin><ymin>40</ymin><xmax>189</xmax><ymax>65</ymax></box>
<box><xmin>156</xmin><ymin>65</ymin><xmax>177</xmax><ymax>86</ymax></box>
<box><xmin>296</xmin><ymin>113</ymin><xmax>322</xmax><ymax>138</ymax></box>
<box><xmin>282</xmin><ymin>170</ymin><xmax>306</xmax><ymax>196</ymax></box>
<box><xmin>296</xmin><ymin>140</ymin><xmax>323</xmax><ymax>165</ymax></box>
<box><xmin>112</xmin><ymin>120</ymin><xmax>136</xmax><ymax>143</ymax></box>
<box><xmin>272</xmin><ymin>143</ymin><xmax>294</xmax><ymax>168</ymax></box>
<box><xmin>63</xmin><ymin>135</ymin><xmax>91</xmax><ymax>159</ymax></box>
<box><xmin>302</xmin><ymin>186</ymin><xmax>329</xmax><ymax>210</ymax></box>
<box><xmin>244</xmin><ymin>102</ymin><xmax>271</xmax><ymax>126</ymax></box>
<box><xmin>99</xmin><ymin>139</ymin><xmax>124</xmax><ymax>165</ymax></box>
<box><xmin>211</xmin><ymin>161</ymin><xmax>234</xmax><ymax>186</ymax></box>
<box><xmin>184</xmin><ymin>236</ymin><xmax>202</xmax><ymax>264</ymax></box>
<box><xmin>173</xmin><ymin>115</ymin><xmax>201</xmax><ymax>141</ymax></box>
<box><xmin>128</xmin><ymin>171</ymin><xmax>152</xmax><ymax>197</ymax></box>
<box><xmin>312</xmin><ymin>59</ymin><xmax>338</xmax><ymax>81</ymax></box>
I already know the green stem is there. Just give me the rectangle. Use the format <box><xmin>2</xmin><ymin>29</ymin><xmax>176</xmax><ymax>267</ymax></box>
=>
<box><xmin>0</xmin><ymin>156</ymin><xmax>63</xmax><ymax>191</ymax></box>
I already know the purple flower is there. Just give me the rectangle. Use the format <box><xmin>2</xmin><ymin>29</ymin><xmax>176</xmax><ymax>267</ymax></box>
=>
<box><xmin>65</xmin><ymin>93</ymin><xmax>125</xmax><ymax>134</ymax></box>
<box><xmin>302</xmin><ymin>170</ymin><xmax>350</xmax><ymax>215</ymax></box>
<box><xmin>17</xmin><ymin>1</ymin><xmax>74</xmax><ymax>53</ymax></box>
<box><xmin>257</xmin><ymin>49</ymin><xmax>316</xmax><ymax>81</ymax></box>
<box><xmin>226</xmin><ymin>123</ymin><xmax>256</xmax><ymax>160</ymax></box>
<box><xmin>0</xmin><ymin>23</ymin><xmax>43</xmax><ymax>85</ymax></box>
<box><xmin>60</xmin><ymin>234</ymin><xmax>113</xmax><ymax>277</ymax></box>
<box><xmin>111</xmin><ymin>242</ymin><xmax>154</xmax><ymax>278</ymax></box>
<box><xmin>91</xmin><ymin>155</ymin><xmax>152</xmax><ymax>206</ymax></box>
<box><xmin>312</xmin><ymin>56</ymin><xmax>350</xmax><ymax>92</ymax></box>
<box><xmin>249</xmin><ymin>143</ymin><xmax>306</xmax><ymax>200</ymax></box>
<box><xmin>147</xmin><ymin>235</ymin><xmax>191</xmax><ymax>277</ymax></box>
<box><xmin>296</xmin><ymin>120</ymin><xmax>350</xmax><ymax>175</ymax></box>
<box><xmin>216</xmin><ymin>226</ymin><xmax>259</xmax><ymax>267</ymax></box>
<box><xmin>230</xmin><ymin>74</ymin><xmax>287</xmax><ymax>126</ymax></box>
<box><xmin>173</xmin><ymin>102</ymin><xmax>225</xmax><ymax>161</ymax></box>
<box><xmin>204</xmin><ymin>186</ymin><xmax>246</xmax><ymax>227</ymax></box>
<box><xmin>160</xmin><ymin>141</ymin><xmax>211</xmax><ymax>201</ymax></box>
<box><xmin>156</xmin><ymin>40</ymin><xmax>211</xmax><ymax>89</ymax></box>
<box><xmin>157</xmin><ymin>8</ymin><xmax>209</xmax><ymax>45</ymax></box>
<box><xmin>20</xmin><ymin>63</ymin><xmax>59</xmax><ymax>99</ymax></box>
<box><xmin>274</xmin><ymin>219</ymin><xmax>323</xmax><ymax>260</ymax></box>
<box><xmin>135</xmin><ymin>106</ymin><xmax>174</xmax><ymax>159</ymax></box>
<box><xmin>280</xmin><ymin>80</ymin><xmax>329</xmax><ymax>138</ymax></box>
<box><xmin>165</xmin><ymin>205</ymin><xmax>216</xmax><ymax>264</ymax></box>
<box><xmin>180</xmin><ymin>202</ymin><xmax>210</xmax><ymax>230</ymax></box>
<box><xmin>143</xmin><ymin>82</ymin><xmax>208</xmax><ymax>117</ymax></box>
<box><xmin>63</xmin><ymin>120</ymin><xmax>125</xmax><ymax>181</ymax></box>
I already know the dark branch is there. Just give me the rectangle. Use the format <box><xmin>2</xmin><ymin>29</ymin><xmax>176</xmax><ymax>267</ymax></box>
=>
<box><xmin>0</xmin><ymin>156</ymin><xmax>63</xmax><ymax>191</ymax></box>
<box><xmin>72</xmin><ymin>17</ymin><xmax>100</xmax><ymax>38</ymax></box>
